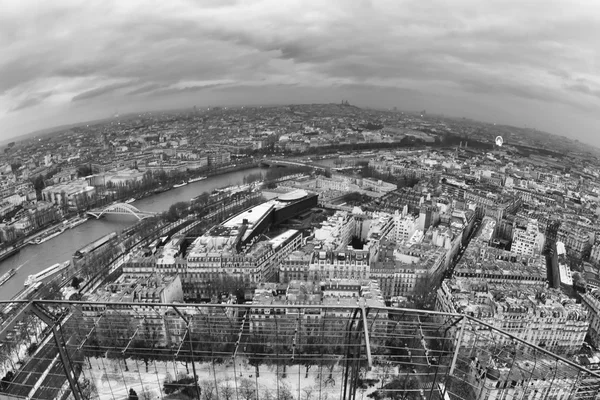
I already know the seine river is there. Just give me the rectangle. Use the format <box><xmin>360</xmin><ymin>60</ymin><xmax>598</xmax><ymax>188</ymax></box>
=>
<box><xmin>0</xmin><ymin>167</ymin><xmax>265</xmax><ymax>300</ymax></box>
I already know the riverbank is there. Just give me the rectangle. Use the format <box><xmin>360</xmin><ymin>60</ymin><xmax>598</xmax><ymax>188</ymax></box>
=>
<box><xmin>0</xmin><ymin>245</ymin><xmax>22</xmax><ymax>263</ymax></box>
<box><xmin>109</xmin><ymin>161</ymin><xmax>261</xmax><ymax>205</ymax></box>
<box><xmin>0</xmin><ymin>162</ymin><xmax>262</xmax><ymax>265</ymax></box>
<box><xmin>0</xmin><ymin>166</ymin><xmax>269</xmax><ymax>299</ymax></box>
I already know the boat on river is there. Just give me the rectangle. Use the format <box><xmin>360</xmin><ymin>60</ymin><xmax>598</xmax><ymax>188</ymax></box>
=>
<box><xmin>0</xmin><ymin>268</ymin><xmax>16</xmax><ymax>286</ymax></box>
<box><xmin>173</xmin><ymin>181</ymin><xmax>188</xmax><ymax>188</ymax></box>
<box><xmin>153</xmin><ymin>186</ymin><xmax>171</xmax><ymax>194</ymax></box>
<box><xmin>68</xmin><ymin>216</ymin><xmax>89</xmax><ymax>229</ymax></box>
<box><xmin>24</xmin><ymin>261</ymin><xmax>71</xmax><ymax>288</ymax></box>
<box><xmin>33</xmin><ymin>226</ymin><xmax>67</xmax><ymax>244</ymax></box>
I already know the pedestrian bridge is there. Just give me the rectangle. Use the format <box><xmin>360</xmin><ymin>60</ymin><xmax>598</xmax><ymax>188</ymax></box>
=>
<box><xmin>86</xmin><ymin>203</ymin><xmax>157</xmax><ymax>220</ymax></box>
<box><xmin>260</xmin><ymin>158</ymin><xmax>328</xmax><ymax>171</ymax></box>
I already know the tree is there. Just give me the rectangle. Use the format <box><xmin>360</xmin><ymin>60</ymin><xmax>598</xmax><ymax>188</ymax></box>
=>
<box><xmin>247</xmin><ymin>338</ymin><xmax>267</xmax><ymax>378</ymax></box>
<box><xmin>411</xmin><ymin>272</ymin><xmax>441</xmax><ymax>310</ymax></box>
<box><xmin>79</xmin><ymin>377</ymin><xmax>99</xmax><ymax>400</ymax></box>
<box><xmin>201</xmin><ymin>380</ymin><xmax>217</xmax><ymax>400</ymax></box>
<box><xmin>278</xmin><ymin>382</ymin><xmax>295</xmax><ymax>400</ymax></box>
<box><xmin>303</xmin><ymin>386</ymin><xmax>315</xmax><ymax>400</ymax></box>
<box><xmin>341</xmin><ymin>192</ymin><xmax>365</xmax><ymax>205</ymax></box>
<box><xmin>10</xmin><ymin>162</ymin><xmax>21</xmax><ymax>173</ymax></box>
<box><xmin>138</xmin><ymin>390</ymin><xmax>154</xmax><ymax>400</ymax></box>
<box><xmin>132</xmin><ymin>318</ymin><xmax>161</xmax><ymax>373</ymax></box>
<box><xmin>128</xmin><ymin>388</ymin><xmax>139</xmax><ymax>400</ymax></box>
<box><xmin>300</xmin><ymin>343</ymin><xmax>319</xmax><ymax>378</ymax></box>
<box><xmin>77</xmin><ymin>164</ymin><xmax>93</xmax><ymax>178</ymax></box>
<box><xmin>368</xmin><ymin>376</ymin><xmax>420</xmax><ymax>400</ymax></box>
<box><xmin>180</xmin><ymin>377</ymin><xmax>201</xmax><ymax>399</ymax></box>
<box><xmin>71</xmin><ymin>276</ymin><xmax>81</xmax><ymax>289</ymax></box>
<box><xmin>32</xmin><ymin>175</ymin><xmax>45</xmax><ymax>193</ymax></box>
<box><xmin>0</xmin><ymin>370</ymin><xmax>14</xmax><ymax>392</ymax></box>
<box><xmin>0</xmin><ymin>343</ymin><xmax>17</xmax><ymax>371</ymax></box>
<box><xmin>219</xmin><ymin>380</ymin><xmax>235</xmax><ymax>400</ymax></box>
<box><xmin>165</xmin><ymin>201</ymin><xmax>190</xmax><ymax>222</ymax></box>
<box><xmin>38</xmin><ymin>280</ymin><xmax>62</xmax><ymax>300</ymax></box>
<box><xmin>239</xmin><ymin>378</ymin><xmax>256</xmax><ymax>400</ymax></box>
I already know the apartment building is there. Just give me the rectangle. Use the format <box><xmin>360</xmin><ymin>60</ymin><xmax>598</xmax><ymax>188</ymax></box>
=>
<box><xmin>313</xmin><ymin>210</ymin><xmax>356</xmax><ymax>251</ymax></box>
<box><xmin>249</xmin><ymin>279</ymin><xmax>387</xmax><ymax>336</ymax></box>
<box><xmin>557</xmin><ymin>222</ymin><xmax>595</xmax><ymax>259</ymax></box>
<box><xmin>581</xmin><ymin>290</ymin><xmax>600</xmax><ymax>349</ymax></box>
<box><xmin>511</xmin><ymin>219</ymin><xmax>545</xmax><ymax>256</ymax></box>
<box><xmin>437</xmin><ymin>278</ymin><xmax>588</xmax><ymax>356</ymax></box>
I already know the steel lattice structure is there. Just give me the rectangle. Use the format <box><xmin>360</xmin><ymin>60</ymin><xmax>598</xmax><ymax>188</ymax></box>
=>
<box><xmin>1</xmin><ymin>300</ymin><xmax>600</xmax><ymax>400</ymax></box>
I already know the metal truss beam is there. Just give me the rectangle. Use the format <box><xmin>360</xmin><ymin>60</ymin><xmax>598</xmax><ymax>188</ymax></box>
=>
<box><xmin>29</xmin><ymin>302</ymin><xmax>82</xmax><ymax>400</ymax></box>
<box><xmin>360</xmin><ymin>304</ymin><xmax>373</xmax><ymax>369</ymax></box>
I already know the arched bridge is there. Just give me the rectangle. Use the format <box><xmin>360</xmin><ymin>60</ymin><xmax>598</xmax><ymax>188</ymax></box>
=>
<box><xmin>260</xmin><ymin>158</ymin><xmax>328</xmax><ymax>171</ymax></box>
<box><xmin>87</xmin><ymin>203</ymin><xmax>157</xmax><ymax>220</ymax></box>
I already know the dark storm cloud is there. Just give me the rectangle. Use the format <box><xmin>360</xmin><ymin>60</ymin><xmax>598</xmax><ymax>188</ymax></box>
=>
<box><xmin>0</xmin><ymin>56</ymin><xmax>49</xmax><ymax>94</ymax></box>
<box><xmin>148</xmin><ymin>83</ymin><xmax>230</xmax><ymax>96</ymax></box>
<box><xmin>9</xmin><ymin>91</ymin><xmax>53</xmax><ymax>112</ymax></box>
<box><xmin>71</xmin><ymin>81</ymin><xmax>137</xmax><ymax>102</ymax></box>
<box><xmin>458</xmin><ymin>79</ymin><xmax>558</xmax><ymax>103</ymax></box>
<box><xmin>126</xmin><ymin>83</ymin><xmax>167</xmax><ymax>96</ymax></box>
<box><xmin>55</xmin><ymin>62</ymin><xmax>114</xmax><ymax>78</ymax></box>
<box><xmin>213</xmin><ymin>82</ymin><xmax>299</xmax><ymax>92</ymax></box>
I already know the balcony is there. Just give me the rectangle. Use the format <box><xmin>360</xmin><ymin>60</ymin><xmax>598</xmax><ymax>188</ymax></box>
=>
<box><xmin>0</xmin><ymin>300</ymin><xmax>599</xmax><ymax>400</ymax></box>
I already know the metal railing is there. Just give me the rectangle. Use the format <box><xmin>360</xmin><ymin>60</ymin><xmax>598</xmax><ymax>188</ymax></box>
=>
<box><xmin>1</xmin><ymin>300</ymin><xmax>599</xmax><ymax>400</ymax></box>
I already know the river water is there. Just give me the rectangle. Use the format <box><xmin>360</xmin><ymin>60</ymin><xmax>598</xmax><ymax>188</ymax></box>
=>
<box><xmin>0</xmin><ymin>167</ymin><xmax>265</xmax><ymax>300</ymax></box>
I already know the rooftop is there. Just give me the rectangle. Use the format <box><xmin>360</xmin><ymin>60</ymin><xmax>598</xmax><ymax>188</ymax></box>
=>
<box><xmin>278</xmin><ymin>189</ymin><xmax>308</xmax><ymax>202</ymax></box>
<box><xmin>268</xmin><ymin>229</ymin><xmax>300</xmax><ymax>250</ymax></box>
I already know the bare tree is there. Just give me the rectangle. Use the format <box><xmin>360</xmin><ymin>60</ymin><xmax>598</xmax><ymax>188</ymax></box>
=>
<box><xmin>379</xmin><ymin>362</ymin><xmax>393</xmax><ymax>389</ymax></box>
<box><xmin>139</xmin><ymin>390</ymin><xmax>153</xmax><ymax>400</ymax></box>
<box><xmin>201</xmin><ymin>380</ymin><xmax>217</xmax><ymax>400</ymax></box>
<box><xmin>302</xmin><ymin>386</ymin><xmax>314</xmax><ymax>400</ymax></box>
<box><xmin>79</xmin><ymin>377</ymin><xmax>99</xmax><ymax>400</ymax></box>
<box><xmin>239</xmin><ymin>378</ymin><xmax>256</xmax><ymax>400</ymax></box>
<box><xmin>278</xmin><ymin>382</ymin><xmax>295</xmax><ymax>400</ymax></box>
<box><xmin>0</xmin><ymin>347</ymin><xmax>16</xmax><ymax>371</ymax></box>
<box><xmin>261</xmin><ymin>388</ymin><xmax>275</xmax><ymax>400</ymax></box>
<box><xmin>219</xmin><ymin>380</ymin><xmax>235</xmax><ymax>400</ymax></box>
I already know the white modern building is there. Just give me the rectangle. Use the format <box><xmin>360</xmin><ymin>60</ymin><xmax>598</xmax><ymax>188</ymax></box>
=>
<box><xmin>511</xmin><ymin>219</ymin><xmax>545</xmax><ymax>256</ymax></box>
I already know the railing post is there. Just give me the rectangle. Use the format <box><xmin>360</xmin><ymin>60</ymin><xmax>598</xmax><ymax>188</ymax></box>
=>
<box><xmin>342</xmin><ymin>308</ymin><xmax>360</xmax><ymax>400</ymax></box>
<box><xmin>52</xmin><ymin>324</ymin><xmax>83</xmax><ymax>400</ymax></box>
<box><xmin>359</xmin><ymin>303</ymin><xmax>373</xmax><ymax>369</ymax></box>
<box><xmin>186</xmin><ymin>324</ymin><xmax>201</xmax><ymax>400</ymax></box>
<box><xmin>172</xmin><ymin>305</ymin><xmax>201</xmax><ymax>400</ymax></box>
<box><xmin>449</xmin><ymin>316</ymin><xmax>466</xmax><ymax>376</ymax></box>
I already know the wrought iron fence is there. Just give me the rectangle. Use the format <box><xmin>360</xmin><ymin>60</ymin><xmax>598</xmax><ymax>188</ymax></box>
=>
<box><xmin>1</xmin><ymin>300</ymin><xmax>599</xmax><ymax>400</ymax></box>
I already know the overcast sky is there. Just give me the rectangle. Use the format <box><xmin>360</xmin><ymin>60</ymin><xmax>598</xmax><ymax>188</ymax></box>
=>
<box><xmin>1</xmin><ymin>0</ymin><xmax>599</xmax><ymax>144</ymax></box>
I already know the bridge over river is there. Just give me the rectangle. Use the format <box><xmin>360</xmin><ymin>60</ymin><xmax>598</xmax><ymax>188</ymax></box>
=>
<box><xmin>259</xmin><ymin>158</ymin><xmax>329</xmax><ymax>171</ymax></box>
<box><xmin>86</xmin><ymin>202</ymin><xmax>157</xmax><ymax>220</ymax></box>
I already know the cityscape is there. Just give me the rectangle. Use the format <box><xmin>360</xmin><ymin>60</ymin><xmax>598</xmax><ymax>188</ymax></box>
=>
<box><xmin>2</xmin><ymin>1</ymin><xmax>600</xmax><ymax>400</ymax></box>
<box><xmin>1</xmin><ymin>103</ymin><xmax>600</xmax><ymax>399</ymax></box>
